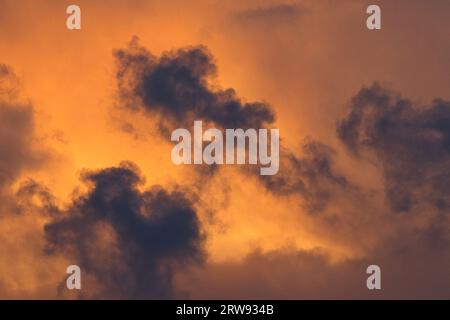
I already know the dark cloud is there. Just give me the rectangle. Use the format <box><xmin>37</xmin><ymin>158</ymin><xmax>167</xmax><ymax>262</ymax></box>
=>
<box><xmin>114</xmin><ymin>40</ymin><xmax>348</xmax><ymax>212</ymax></box>
<box><xmin>258</xmin><ymin>140</ymin><xmax>349</xmax><ymax>213</ymax></box>
<box><xmin>0</xmin><ymin>64</ymin><xmax>45</xmax><ymax>190</ymax></box>
<box><xmin>45</xmin><ymin>162</ymin><xmax>205</xmax><ymax>299</ymax></box>
<box><xmin>0</xmin><ymin>64</ymin><xmax>206</xmax><ymax>299</ymax></box>
<box><xmin>338</xmin><ymin>82</ymin><xmax>450</xmax><ymax>213</ymax></box>
<box><xmin>114</xmin><ymin>38</ymin><xmax>275</xmax><ymax>131</ymax></box>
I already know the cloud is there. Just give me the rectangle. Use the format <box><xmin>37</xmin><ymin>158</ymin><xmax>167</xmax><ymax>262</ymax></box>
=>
<box><xmin>0</xmin><ymin>64</ymin><xmax>63</xmax><ymax>299</ymax></box>
<box><xmin>338</xmin><ymin>82</ymin><xmax>450</xmax><ymax>213</ymax></box>
<box><xmin>332</xmin><ymin>83</ymin><xmax>450</xmax><ymax>262</ymax></box>
<box><xmin>0</xmin><ymin>64</ymin><xmax>46</xmax><ymax>191</ymax></box>
<box><xmin>0</xmin><ymin>62</ymin><xmax>208</xmax><ymax>299</ymax></box>
<box><xmin>1</xmin><ymin>1</ymin><xmax>450</xmax><ymax>300</ymax></box>
<box><xmin>114</xmin><ymin>37</ymin><xmax>275</xmax><ymax>132</ymax></box>
<box><xmin>257</xmin><ymin>139</ymin><xmax>349</xmax><ymax>213</ymax></box>
<box><xmin>114</xmin><ymin>40</ymin><xmax>348</xmax><ymax>212</ymax></box>
<box><xmin>0</xmin><ymin>64</ymin><xmax>50</xmax><ymax>223</ymax></box>
<box><xmin>233</xmin><ymin>3</ymin><xmax>308</xmax><ymax>25</ymax></box>
<box><xmin>112</xmin><ymin>41</ymin><xmax>450</xmax><ymax>298</ymax></box>
<box><xmin>44</xmin><ymin>161</ymin><xmax>205</xmax><ymax>299</ymax></box>
<box><xmin>179</xmin><ymin>244</ymin><xmax>450</xmax><ymax>299</ymax></box>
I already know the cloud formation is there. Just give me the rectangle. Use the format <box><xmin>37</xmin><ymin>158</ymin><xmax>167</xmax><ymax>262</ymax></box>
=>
<box><xmin>114</xmin><ymin>40</ymin><xmax>348</xmax><ymax>213</ymax></box>
<box><xmin>180</xmin><ymin>243</ymin><xmax>450</xmax><ymax>299</ymax></box>
<box><xmin>0</xmin><ymin>65</ymin><xmax>45</xmax><ymax>191</ymax></box>
<box><xmin>1</xmin><ymin>0</ymin><xmax>450</xmax><ymax>299</ymax></box>
<box><xmin>258</xmin><ymin>140</ymin><xmax>349</xmax><ymax>213</ymax></box>
<box><xmin>114</xmin><ymin>38</ymin><xmax>275</xmax><ymax>131</ymax></box>
<box><xmin>338</xmin><ymin>83</ymin><xmax>450</xmax><ymax>213</ymax></box>
<box><xmin>45</xmin><ymin>162</ymin><xmax>205</xmax><ymax>299</ymax></box>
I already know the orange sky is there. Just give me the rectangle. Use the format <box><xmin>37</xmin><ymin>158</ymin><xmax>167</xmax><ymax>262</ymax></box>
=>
<box><xmin>1</xmin><ymin>0</ymin><xmax>450</xmax><ymax>299</ymax></box>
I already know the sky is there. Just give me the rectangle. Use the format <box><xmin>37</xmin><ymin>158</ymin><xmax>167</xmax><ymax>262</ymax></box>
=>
<box><xmin>0</xmin><ymin>0</ymin><xmax>450</xmax><ymax>299</ymax></box>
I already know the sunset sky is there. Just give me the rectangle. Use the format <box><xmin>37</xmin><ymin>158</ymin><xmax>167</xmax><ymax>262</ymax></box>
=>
<box><xmin>1</xmin><ymin>0</ymin><xmax>450</xmax><ymax>299</ymax></box>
